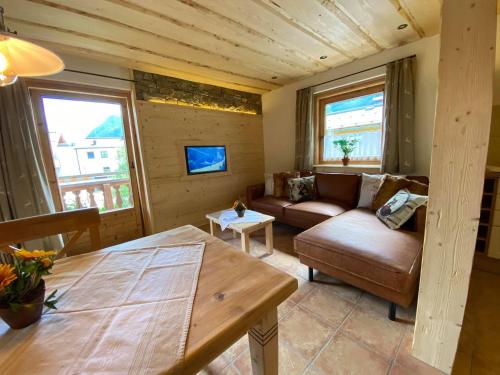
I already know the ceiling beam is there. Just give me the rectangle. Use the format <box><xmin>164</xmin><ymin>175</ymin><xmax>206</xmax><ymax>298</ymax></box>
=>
<box><xmin>252</xmin><ymin>0</ymin><xmax>355</xmax><ymax>60</ymax></box>
<box><xmin>104</xmin><ymin>0</ymin><xmax>318</xmax><ymax>74</ymax></box>
<box><xmin>27</xmin><ymin>0</ymin><xmax>293</xmax><ymax>82</ymax></box>
<box><xmin>175</xmin><ymin>0</ymin><xmax>330</xmax><ymax>69</ymax></box>
<box><xmin>318</xmin><ymin>0</ymin><xmax>383</xmax><ymax>52</ymax></box>
<box><xmin>32</xmin><ymin>40</ymin><xmax>271</xmax><ymax>94</ymax></box>
<box><xmin>7</xmin><ymin>17</ymin><xmax>281</xmax><ymax>91</ymax></box>
<box><xmin>388</xmin><ymin>0</ymin><xmax>426</xmax><ymax>37</ymax></box>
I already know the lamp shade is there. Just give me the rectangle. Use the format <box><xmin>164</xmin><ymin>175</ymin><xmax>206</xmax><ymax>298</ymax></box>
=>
<box><xmin>0</xmin><ymin>32</ymin><xmax>64</xmax><ymax>87</ymax></box>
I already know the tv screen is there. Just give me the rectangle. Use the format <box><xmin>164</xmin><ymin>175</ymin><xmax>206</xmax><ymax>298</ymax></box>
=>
<box><xmin>184</xmin><ymin>145</ymin><xmax>227</xmax><ymax>175</ymax></box>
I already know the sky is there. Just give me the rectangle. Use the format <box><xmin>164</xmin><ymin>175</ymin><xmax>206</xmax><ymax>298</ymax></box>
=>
<box><xmin>42</xmin><ymin>98</ymin><xmax>123</xmax><ymax>143</ymax></box>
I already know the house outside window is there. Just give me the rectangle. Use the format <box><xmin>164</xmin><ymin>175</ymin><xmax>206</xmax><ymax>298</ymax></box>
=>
<box><xmin>101</xmin><ymin>151</ymin><xmax>109</xmax><ymax>158</ymax></box>
<box><xmin>316</xmin><ymin>79</ymin><xmax>385</xmax><ymax>165</ymax></box>
<box><xmin>87</xmin><ymin>151</ymin><xmax>95</xmax><ymax>159</ymax></box>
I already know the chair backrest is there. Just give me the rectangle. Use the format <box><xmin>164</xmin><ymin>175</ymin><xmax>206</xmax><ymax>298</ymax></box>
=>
<box><xmin>0</xmin><ymin>208</ymin><xmax>101</xmax><ymax>258</ymax></box>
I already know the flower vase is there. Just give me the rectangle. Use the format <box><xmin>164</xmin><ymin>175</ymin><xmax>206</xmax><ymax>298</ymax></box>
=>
<box><xmin>0</xmin><ymin>280</ymin><xmax>45</xmax><ymax>329</ymax></box>
<box><xmin>235</xmin><ymin>208</ymin><xmax>246</xmax><ymax>217</ymax></box>
<box><xmin>342</xmin><ymin>157</ymin><xmax>350</xmax><ymax>166</ymax></box>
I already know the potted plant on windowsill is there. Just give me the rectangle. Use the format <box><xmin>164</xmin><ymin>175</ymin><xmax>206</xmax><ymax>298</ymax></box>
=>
<box><xmin>333</xmin><ymin>138</ymin><xmax>359</xmax><ymax>166</ymax></box>
<box><xmin>0</xmin><ymin>249</ymin><xmax>59</xmax><ymax>329</ymax></box>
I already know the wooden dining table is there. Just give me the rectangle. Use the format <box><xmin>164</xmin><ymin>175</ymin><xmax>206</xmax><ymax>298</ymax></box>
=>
<box><xmin>100</xmin><ymin>224</ymin><xmax>297</xmax><ymax>374</ymax></box>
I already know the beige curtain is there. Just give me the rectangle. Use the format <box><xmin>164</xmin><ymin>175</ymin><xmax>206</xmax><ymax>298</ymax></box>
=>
<box><xmin>381</xmin><ymin>56</ymin><xmax>415</xmax><ymax>174</ymax></box>
<box><xmin>294</xmin><ymin>87</ymin><xmax>314</xmax><ymax>170</ymax></box>
<box><xmin>0</xmin><ymin>79</ymin><xmax>61</xmax><ymax>249</ymax></box>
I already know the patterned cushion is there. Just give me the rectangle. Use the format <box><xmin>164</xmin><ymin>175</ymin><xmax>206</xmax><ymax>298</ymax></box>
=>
<box><xmin>288</xmin><ymin>176</ymin><xmax>315</xmax><ymax>202</ymax></box>
<box><xmin>376</xmin><ymin>189</ymin><xmax>428</xmax><ymax>229</ymax></box>
<box><xmin>357</xmin><ymin>173</ymin><xmax>385</xmax><ymax>208</ymax></box>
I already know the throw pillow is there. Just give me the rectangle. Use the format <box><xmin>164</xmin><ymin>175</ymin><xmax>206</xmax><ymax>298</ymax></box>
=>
<box><xmin>264</xmin><ymin>173</ymin><xmax>274</xmax><ymax>196</ymax></box>
<box><xmin>288</xmin><ymin>176</ymin><xmax>315</xmax><ymax>202</ymax></box>
<box><xmin>376</xmin><ymin>189</ymin><xmax>428</xmax><ymax>229</ymax></box>
<box><xmin>357</xmin><ymin>173</ymin><xmax>385</xmax><ymax>208</ymax></box>
<box><xmin>371</xmin><ymin>175</ymin><xmax>409</xmax><ymax>211</ymax></box>
<box><xmin>371</xmin><ymin>175</ymin><xmax>429</xmax><ymax>211</ymax></box>
<box><xmin>407</xmin><ymin>179</ymin><xmax>428</xmax><ymax>196</ymax></box>
<box><xmin>273</xmin><ymin>172</ymin><xmax>300</xmax><ymax>198</ymax></box>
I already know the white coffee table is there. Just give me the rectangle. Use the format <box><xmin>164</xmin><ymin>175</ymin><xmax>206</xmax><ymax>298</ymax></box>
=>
<box><xmin>206</xmin><ymin>209</ymin><xmax>275</xmax><ymax>254</ymax></box>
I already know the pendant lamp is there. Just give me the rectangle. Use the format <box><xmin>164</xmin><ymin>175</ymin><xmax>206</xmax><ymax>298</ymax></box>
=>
<box><xmin>0</xmin><ymin>7</ymin><xmax>64</xmax><ymax>87</ymax></box>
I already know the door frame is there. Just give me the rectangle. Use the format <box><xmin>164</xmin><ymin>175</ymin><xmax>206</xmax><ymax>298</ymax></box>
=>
<box><xmin>26</xmin><ymin>79</ymin><xmax>147</xmax><ymax>235</ymax></box>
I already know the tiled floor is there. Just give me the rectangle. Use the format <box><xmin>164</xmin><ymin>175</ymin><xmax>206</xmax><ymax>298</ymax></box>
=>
<box><xmin>453</xmin><ymin>257</ymin><xmax>500</xmax><ymax>375</ymax></box>
<box><xmin>198</xmin><ymin>223</ymin><xmax>443</xmax><ymax>375</ymax></box>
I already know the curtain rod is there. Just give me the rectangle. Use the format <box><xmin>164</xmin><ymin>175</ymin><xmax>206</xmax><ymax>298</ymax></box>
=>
<box><xmin>64</xmin><ymin>69</ymin><xmax>136</xmax><ymax>83</ymax></box>
<box><xmin>303</xmin><ymin>54</ymin><xmax>416</xmax><ymax>91</ymax></box>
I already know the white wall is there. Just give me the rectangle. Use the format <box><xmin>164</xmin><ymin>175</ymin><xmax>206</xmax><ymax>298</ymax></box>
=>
<box><xmin>36</xmin><ymin>51</ymin><xmax>133</xmax><ymax>91</ymax></box>
<box><xmin>262</xmin><ymin>35</ymin><xmax>440</xmax><ymax>176</ymax></box>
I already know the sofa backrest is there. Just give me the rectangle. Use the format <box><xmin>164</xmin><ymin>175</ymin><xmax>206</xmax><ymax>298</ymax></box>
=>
<box><xmin>315</xmin><ymin>173</ymin><xmax>360</xmax><ymax>207</ymax></box>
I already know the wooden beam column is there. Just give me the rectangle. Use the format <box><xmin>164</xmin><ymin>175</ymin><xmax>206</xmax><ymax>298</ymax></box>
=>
<box><xmin>412</xmin><ymin>0</ymin><xmax>496</xmax><ymax>373</ymax></box>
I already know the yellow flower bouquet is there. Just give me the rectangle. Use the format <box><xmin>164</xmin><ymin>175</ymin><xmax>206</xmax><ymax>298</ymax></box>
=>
<box><xmin>0</xmin><ymin>249</ymin><xmax>58</xmax><ymax>329</ymax></box>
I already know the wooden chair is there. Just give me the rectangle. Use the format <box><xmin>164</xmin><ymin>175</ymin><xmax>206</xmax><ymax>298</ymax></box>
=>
<box><xmin>0</xmin><ymin>208</ymin><xmax>101</xmax><ymax>258</ymax></box>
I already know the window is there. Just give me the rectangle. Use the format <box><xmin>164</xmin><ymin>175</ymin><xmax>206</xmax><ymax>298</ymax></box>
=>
<box><xmin>31</xmin><ymin>92</ymin><xmax>137</xmax><ymax>213</ymax></box>
<box><xmin>317</xmin><ymin>80</ymin><xmax>385</xmax><ymax>165</ymax></box>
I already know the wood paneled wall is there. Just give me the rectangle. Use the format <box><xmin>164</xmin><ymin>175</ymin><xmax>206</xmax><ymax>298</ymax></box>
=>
<box><xmin>135</xmin><ymin>101</ymin><xmax>264</xmax><ymax>232</ymax></box>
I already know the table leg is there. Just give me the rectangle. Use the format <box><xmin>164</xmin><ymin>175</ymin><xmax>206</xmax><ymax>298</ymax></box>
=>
<box><xmin>209</xmin><ymin>220</ymin><xmax>216</xmax><ymax>236</ymax></box>
<box><xmin>265</xmin><ymin>223</ymin><xmax>273</xmax><ymax>254</ymax></box>
<box><xmin>232</xmin><ymin>229</ymin><xmax>237</xmax><ymax>239</ymax></box>
<box><xmin>248</xmin><ymin>308</ymin><xmax>278</xmax><ymax>375</ymax></box>
<box><xmin>241</xmin><ymin>232</ymin><xmax>250</xmax><ymax>254</ymax></box>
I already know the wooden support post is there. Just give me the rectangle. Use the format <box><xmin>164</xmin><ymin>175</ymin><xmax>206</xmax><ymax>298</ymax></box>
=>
<box><xmin>412</xmin><ymin>1</ymin><xmax>496</xmax><ymax>373</ymax></box>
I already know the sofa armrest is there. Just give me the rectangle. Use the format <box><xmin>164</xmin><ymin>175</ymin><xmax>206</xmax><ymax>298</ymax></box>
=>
<box><xmin>246</xmin><ymin>183</ymin><xmax>265</xmax><ymax>209</ymax></box>
<box><xmin>414</xmin><ymin>206</ymin><xmax>427</xmax><ymax>234</ymax></box>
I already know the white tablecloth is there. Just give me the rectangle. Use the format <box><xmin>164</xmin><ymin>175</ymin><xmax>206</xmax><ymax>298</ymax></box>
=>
<box><xmin>219</xmin><ymin>209</ymin><xmax>265</xmax><ymax>230</ymax></box>
<box><xmin>0</xmin><ymin>242</ymin><xmax>205</xmax><ymax>374</ymax></box>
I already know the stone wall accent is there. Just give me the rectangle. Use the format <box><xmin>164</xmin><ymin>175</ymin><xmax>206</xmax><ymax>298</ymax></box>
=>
<box><xmin>133</xmin><ymin>70</ymin><xmax>262</xmax><ymax>114</ymax></box>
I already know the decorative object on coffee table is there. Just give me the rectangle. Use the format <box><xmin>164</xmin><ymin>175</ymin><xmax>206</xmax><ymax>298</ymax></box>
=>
<box><xmin>0</xmin><ymin>249</ymin><xmax>58</xmax><ymax>329</ymax></box>
<box><xmin>206</xmin><ymin>209</ymin><xmax>275</xmax><ymax>254</ymax></box>
<box><xmin>333</xmin><ymin>138</ymin><xmax>359</xmax><ymax>166</ymax></box>
<box><xmin>233</xmin><ymin>199</ymin><xmax>247</xmax><ymax>217</ymax></box>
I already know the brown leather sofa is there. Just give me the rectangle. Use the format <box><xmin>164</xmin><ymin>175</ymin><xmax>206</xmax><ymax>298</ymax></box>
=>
<box><xmin>247</xmin><ymin>173</ymin><xmax>428</xmax><ymax>320</ymax></box>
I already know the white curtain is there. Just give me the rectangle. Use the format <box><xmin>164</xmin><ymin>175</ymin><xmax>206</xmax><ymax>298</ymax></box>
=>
<box><xmin>0</xmin><ymin>79</ymin><xmax>62</xmax><ymax>250</ymax></box>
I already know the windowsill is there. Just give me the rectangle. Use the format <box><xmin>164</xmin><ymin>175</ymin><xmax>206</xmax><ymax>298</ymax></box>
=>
<box><xmin>313</xmin><ymin>164</ymin><xmax>382</xmax><ymax>173</ymax></box>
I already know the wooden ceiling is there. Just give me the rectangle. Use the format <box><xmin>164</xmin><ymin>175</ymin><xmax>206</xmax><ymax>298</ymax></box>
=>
<box><xmin>0</xmin><ymin>0</ymin><xmax>441</xmax><ymax>94</ymax></box>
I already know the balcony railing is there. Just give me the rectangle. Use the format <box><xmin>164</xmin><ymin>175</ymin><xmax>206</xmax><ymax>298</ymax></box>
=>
<box><xmin>59</xmin><ymin>177</ymin><xmax>132</xmax><ymax>212</ymax></box>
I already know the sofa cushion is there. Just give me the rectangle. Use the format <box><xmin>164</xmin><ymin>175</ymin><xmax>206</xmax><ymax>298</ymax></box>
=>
<box><xmin>372</xmin><ymin>175</ymin><xmax>429</xmax><ymax>211</ymax></box>
<box><xmin>252</xmin><ymin>196</ymin><xmax>293</xmax><ymax>218</ymax></box>
<box><xmin>273</xmin><ymin>172</ymin><xmax>299</xmax><ymax>198</ymax></box>
<box><xmin>315</xmin><ymin>173</ymin><xmax>360</xmax><ymax>207</ymax></box>
<box><xmin>284</xmin><ymin>200</ymin><xmax>347</xmax><ymax>227</ymax></box>
<box><xmin>294</xmin><ymin>208</ymin><xmax>422</xmax><ymax>293</ymax></box>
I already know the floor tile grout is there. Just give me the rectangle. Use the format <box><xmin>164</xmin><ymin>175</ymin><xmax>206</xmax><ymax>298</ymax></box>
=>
<box><xmin>299</xmin><ymin>290</ymin><xmax>363</xmax><ymax>375</ymax></box>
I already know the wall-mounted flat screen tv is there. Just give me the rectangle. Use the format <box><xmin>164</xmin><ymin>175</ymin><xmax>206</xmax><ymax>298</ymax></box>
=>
<box><xmin>184</xmin><ymin>145</ymin><xmax>227</xmax><ymax>175</ymax></box>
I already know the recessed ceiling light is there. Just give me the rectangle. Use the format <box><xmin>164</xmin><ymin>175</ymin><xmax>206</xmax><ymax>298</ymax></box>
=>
<box><xmin>320</xmin><ymin>55</ymin><xmax>328</xmax><ymax>60</ymax></box>
<box><xmin>397</xmin><ymin>23</ymin><xmax>408</xmax><ymax>30</ymax></box>
<box><xmin>271</xmin><ymin>76</ymin><xmax>277</xmax><ymax>79</ymax></box>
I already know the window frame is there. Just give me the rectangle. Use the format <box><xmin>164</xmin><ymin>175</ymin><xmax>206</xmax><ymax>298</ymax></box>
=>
<box><xmin>314</xmin><ymin>78</ymin><xmax>386</xmax><ymax>166</ymax></box>
<box><xmin>27</xmin><ymin>80</ymin><xmax>145</xmax><ymax>220</ymax></box>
